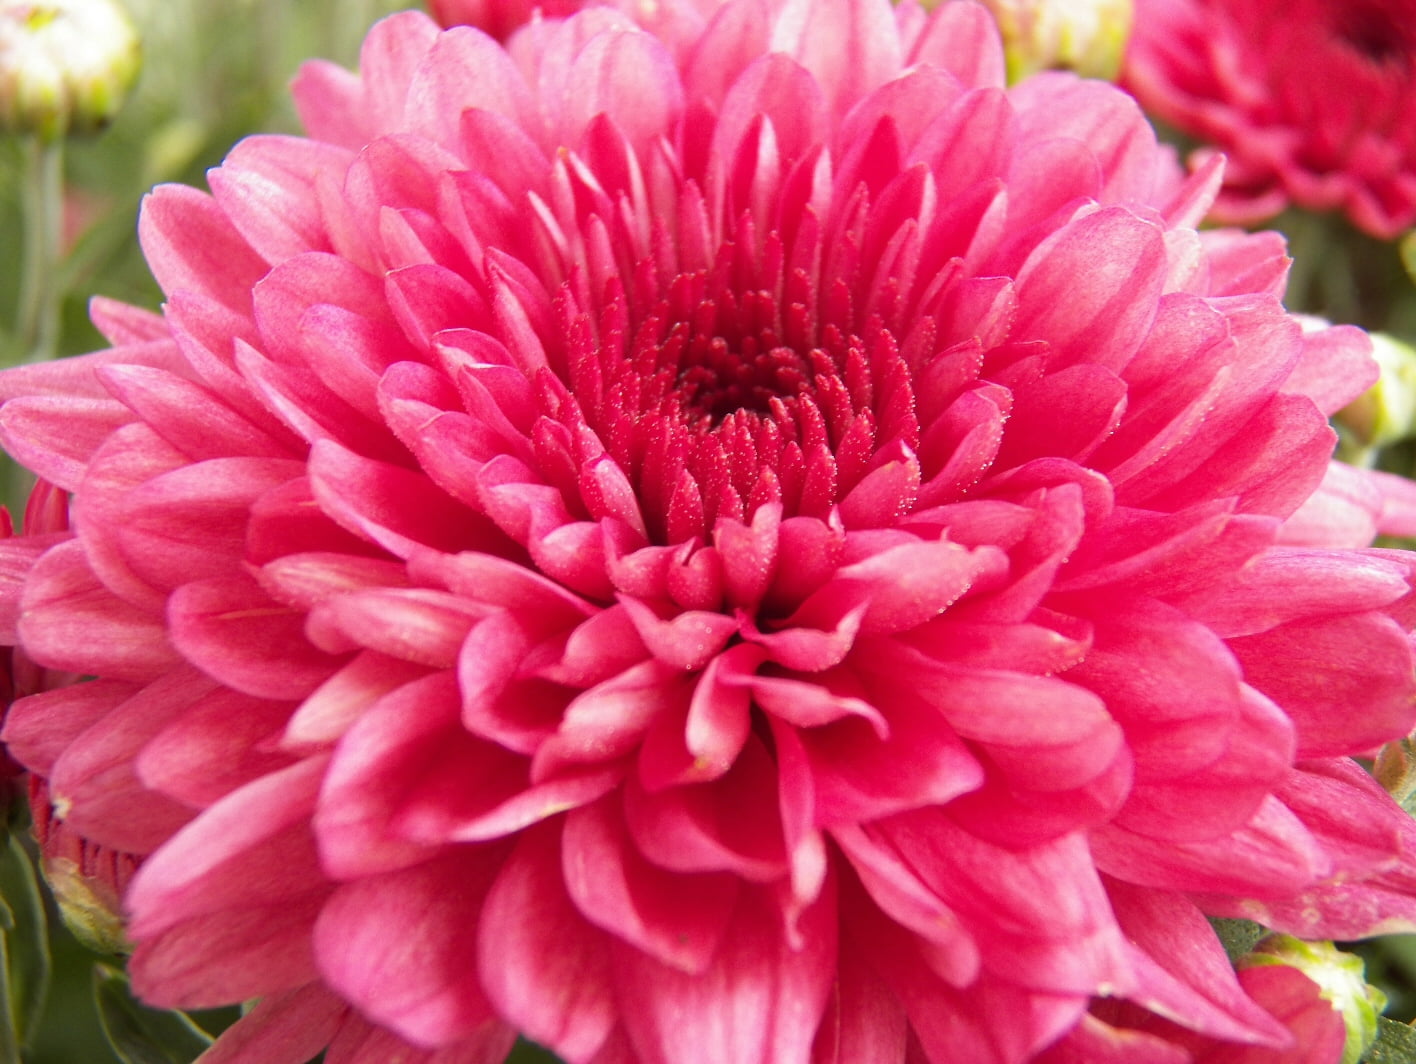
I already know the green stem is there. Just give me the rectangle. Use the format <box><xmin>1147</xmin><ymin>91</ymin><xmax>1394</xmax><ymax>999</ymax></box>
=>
<box><xmin>14</xmin><ymin>135</ymin><xmax>65</xmax><ymax>365</ymax></box>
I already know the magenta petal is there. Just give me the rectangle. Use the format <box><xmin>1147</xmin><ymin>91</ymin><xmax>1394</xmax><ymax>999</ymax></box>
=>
<box><xmin>1228</xmin><ymin>611</ymin><xmax>1416</xmax><ymax>757</ymax></box>
<box><xmin>308</xmin><ymin>438</ymin><xmax>497</xmax><ymax>557</ymax></box>
<box><xmin>116</xmin><ymin>457</ymin><xmax>304</xmax><ymax>590</ymax></box>
<box><xmin>809</xmin><ymin>931</ymin><xmax>909</xmax><ymax>1064</ymax></box>
<box><xmin>533</xmin><ymin>660</ymin><xmax>685</xmax><ymax>779</ymax></box>
<box><xmin>126</xmin><ymin>755</ymin><xmax>328</xmax><ymax>938</ymax></box>
<box><xmin>1092</xmin><ymin>795</ymin><xmax>1326</xmax><ymax>897</ymax></box>
<box><xmin>197</xmin><ymin>984</ymin><xmax>348</xmax><ymax>1064</ymax></box>
<box><xmin>864</xmin><ymin>646</ymin><xmax>1123</xmax><ymax>792</ymax></box>
<box><xmin>209</xmin><ymin>136</ymin><xmax>351</xmax><ymax>264</ymax></box>
<box><xmin>617</xmin><ymin>593</ymin><xmax>738</xmax><ymax>670</ymax></box>
<box><xmin>0</xmin><ymin>534</ymin><xmax>55</xmax><ymax>641</ymax></box>
<box><xmin>615</xmin><ymin>880</ymin><xmax>837</xmax><ymax>1064</ymax></box>
<box><xmin>282</xmin><ymin>651</ymin><xmax>430</xmax><ymax>748</ymax></box>
<box><xmin>477</xmin><ymin>826</ymin><xmax>616</xmax><ymax>1064</ymax></box>
<box><xmin>324</xmin><ymin>1015</ymin><xmax>516</xmax><ymax>1064</ymax></box>
<box><xmin>314</xmin><ymin>671</ymin><xmax>466</xmax><ymax>878</ymax></box>
<box><xmin>872</xmin><ymin>814</ymin><xmax>1128</xmax><ymax>994</ymax></box>
<box><xmin>1202</xmin><ymin>761</ymin><xmax>1416</xmax><ymax>939</ymax></box>
<box><xmin>562</xmin><ymin>798</ymin><xmax>739</xmax><ymax>973</ymax></box>
<box><xmin>832</xmin><ymin>824</ymin><xmax>980</xmax><ymax>988</ymax></box>
<box><xmin>795</xmin><ymin>538</ymin><xmax>1007</xmax><ymax>636</ymax></box>
<box><xmin>1178</xmin><ymin>547</ymin><xmax>1412</xmax><ymax>637</ymax></box>
<box><xmin>310</xmin><ymin>587</ymin><xmax>489</xmax><ymax>666</ymax></box>
<box><xmin>0</xmin><ymin>396</ymin><xmax>134</xmax><ymax>490</ymax></box>
<box><xmin>316</xmin><ymin>848</ymin><xmax>502</xmax><ymax>1047</ymax></box>
<box><xmin>1</xmin><ymin>678</ymin><xmax>134</xmax><ymax>777</ymax></box>
<box><xmin>1013</xmin><ymin>208</ymin><xmax>1168</xmax><ymax>371</ymax></box>
<box><xmin>48</xmin><ymin>670</ymin><xmax>207</xmax><ymax>852</ymax></box>
<box><xmin>1105</xmin><ymin>880</ymin><xmax>1289</xmax><ymax>1046</ymax></box>
<box><xmin>623</xmin><ymin>739</ymin><xmax>788</xmax><ymax>881</ymax></box>
<box><xmin>98</xmin><ymin>363</ymin><xmax>297</xmax><ymax>461</ymax></box>
<box><xmin>802</xmin><ymin>687</ymin><xmax>984</xmax><ymax>824</ymax></box>
<box><xmin>131</xmin><ymin>901</ymin><xmax>323</xmax><ymax>1010</ymax></box>
<box><xmin>167</xmin><ymin>573</ymin><xmax>345</xmax><ymax>701</ymax></box>
<box><xmin>683</xmin><ymin>643</ymin><xmax>761</xmax><ymax>776</ymax></box>
<box><xmin>19</xmin><ymin>539</ymin><xmax>178</xmax><ymax>682</ymax></box>
<box><xmin>904</xmin><ymin>0</ymin><xmax>1006</xmax><ymax>88</ymax></box>
<box><xmin>138</xmin><ymin>183</ymin><xmax>269</xmax><ymax>311</ymax></box>
<box><xmin>137</xmin><ymin>688</ymin><xmax>295</xmax><ymax>807</ymax></box>
<box><xmin>1036</xmin><ymin>1014</ymin><xmax>1189</xmax><ymax>1064</ymax></box>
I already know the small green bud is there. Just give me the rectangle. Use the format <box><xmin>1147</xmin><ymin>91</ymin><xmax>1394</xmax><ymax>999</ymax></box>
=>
<box><xmin>1337</xmin><ymin>332</ymin><xmax>1416</xmax><ymax>451</ymax></box>
<box><xmin>0</xmin><ymin>0</ymin><xmax>140</xmax><ymax>141</ymax></box>
<box><xmin>1375</xmin><ymin>736</ymin><xmax>1416</xmax><ymax>814</ymax></box>
<box><xmin>973</xmin><ymin>0</ymin><xmax>1134</xmax><ymax>83</ymax></box>
<box><xmin>1241</xmin><ymin>936</ymin><xmax>1385</xmax><ymax>1064</ymax></box>
<box><xmin>43</xmin><ymin>854</ymin><xmax>129</xmax><ymax>954</ymax></box>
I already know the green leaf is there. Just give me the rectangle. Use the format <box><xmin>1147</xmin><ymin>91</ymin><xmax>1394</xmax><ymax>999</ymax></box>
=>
<box><xmin>1362</xmin><ymin>1016</ymin><xmax>1416</xmax><ymax>1063</ymax></box>
<box><xmin>0</xmin><ymin>835</ymin><xmax>50</xmax><ymax>1048</ymax></box>
<box><xmin>506</xmin><ymin>1038</ymin><xmax>566</xmax><ymax>1063</ymax></box>
<box><xmin>1208</xmin><ymin>917</ymin><xmax>1267</xmax><ymax>964</ymax></box>
<box><xmin>93</xmin><ymin>964</ymin><xmax>214</xmax><ymax>1064</ymax></box>
<box><xmin>0</xmin><ymin>934</ymin><xmax>22</xmax><ymax>1064</ymax></box>
<box><xmin>1400</xmin><ymin>232</ymin><xmax>1416</xmax><ymax>292</ymax></box>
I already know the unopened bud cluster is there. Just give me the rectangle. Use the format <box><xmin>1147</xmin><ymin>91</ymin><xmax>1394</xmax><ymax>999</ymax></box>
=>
<box><xmin>974</xmin><ymin>0</ymin><xmax>1133</xmax><ymax>83</ymax></box>
<box><xmin>0</xmin><ymin>0</ymin><xmax>139</xmax><ymax>141</ymax></box>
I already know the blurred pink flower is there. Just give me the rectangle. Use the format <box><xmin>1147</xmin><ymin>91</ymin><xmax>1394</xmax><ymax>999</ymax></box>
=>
<box><xmin>426</xmin><ymin>0</ymin><xmax>585</xmax><ymax>38</ymax></box>
<box><xmin>1</xmin><ymin>3</ymin><xmax>1415</xmax><ymax>1062</ymax></box>
<box><xmin>1123</xmin><ymin>0</ymin><xmax>1416</xmax><ymax>238</ymax></box>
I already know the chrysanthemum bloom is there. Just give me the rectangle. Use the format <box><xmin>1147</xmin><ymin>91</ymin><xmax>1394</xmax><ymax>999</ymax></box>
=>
<box><xmin>3</xmin><ymin>2</ymin><xmax>1416</xmax><ymax>1062</ymax></box>
<box><xmin>1122</xmin><ymin>0</ymin><xmax>1416</xmax><ymax>239</ymax></box>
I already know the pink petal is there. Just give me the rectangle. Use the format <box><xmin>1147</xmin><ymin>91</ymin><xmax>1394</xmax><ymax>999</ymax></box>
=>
<box><xmin>562</xmin><ymin>798</ymin><xmax>739</xmax><ymax>973</ymax></box>
<box><xmin>197</xmin><ymin>984</ymin><xmax>348</xmax><ymax>1064</ymax></box>
<box><xmin>167</xmin><ymin>573</ymin><xmax>345</xmax><ymax>701</ymax></box>
<box><xmin>315</xmin><ymin>848</ymin><xmax>504</xmax><ymax>1046</ymax></box>
<box><xmin>18</xmin><ymin>539</ymin><xmax>178</xmax><ymax>681</ymax></box>
<box><xmin>477</xmin><ymin>826</ymin><xmax>617</xmax><ymax>1064</ymax></box>
<box><xmin>613</xmin><ymin>879</ymin><xmax>837</xmax><ymax>1064</ymax></box>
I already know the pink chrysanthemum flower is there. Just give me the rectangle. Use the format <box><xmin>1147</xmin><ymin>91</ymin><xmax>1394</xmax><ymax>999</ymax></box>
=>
<box><xmin>3</xmin><ymin>2</ymin><xmax>1416</xmax><ymax>1062</ymax></box>
<box><xmin>1123</xmin><ymin>0</ymin><xmax>1416</xmax><ymax>239</ymax></box>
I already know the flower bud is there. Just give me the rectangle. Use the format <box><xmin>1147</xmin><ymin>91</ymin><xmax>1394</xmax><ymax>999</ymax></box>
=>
<box><xmin>1241</xmin><ymin>935</ymin><xmax>1385</xmax><ymax>1064</ymax></box>
<box><xmin>973</xmin><ymin>0</ymin><xmax>1133</xmax><ymax>83</ymax></box>
<box><xmin>0</xmin><ymin>0</ymin><xmax>140</xmax><ymax>141</ymax></box>
<box><xmin>29</xmin><ymin>777</ymin><xmax>134</xmax><ymax>955</ymax></box>
<box><xmin>1337</xmin><ymin>331</ymin><xmax>1416</xmax><ymax>451</ymax></box>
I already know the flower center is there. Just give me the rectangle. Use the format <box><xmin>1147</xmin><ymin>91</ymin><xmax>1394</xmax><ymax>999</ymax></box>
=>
<box><xmin>1333</xmin><ymin>2</ymin><xmax>1412</xmax><ymax>66</ymax></box>
<box><xmin>672</xmin><ymin>328</ymin><xmax>815</xmax><ymax>424</ymax></box>
<box><xmin>564</xmin><ymin>263</ymin><xmax>919</xmax><ymax>543</ymax></box>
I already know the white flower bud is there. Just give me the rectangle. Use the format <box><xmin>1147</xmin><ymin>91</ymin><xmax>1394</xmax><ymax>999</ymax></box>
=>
<box><xmin>972</xmin><ymin>0</ymin><xmax>1133</xmax><ymax>83</ymax></box>
<box><xmin>0</xmin><ymin>0</ymin><xmax>140</xmax><ymax>141</ymax></box>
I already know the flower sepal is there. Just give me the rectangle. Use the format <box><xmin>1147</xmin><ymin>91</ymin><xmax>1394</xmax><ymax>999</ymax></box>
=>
<box><xmin>1240</xmin><ymin>936</ymin><xmax>1384</xmax><ymax>1064</ymax></box>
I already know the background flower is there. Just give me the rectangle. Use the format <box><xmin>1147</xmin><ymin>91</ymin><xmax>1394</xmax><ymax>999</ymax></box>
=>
<box><xmin>2</xmin><ymin>2</ymin><xmax>1416</xmax><ymax>1063</ymax></box>
<box><xmin>1123</xmin><ymin>0</ymin><xmax>1416</xmax><ymax>239</ymax></box>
